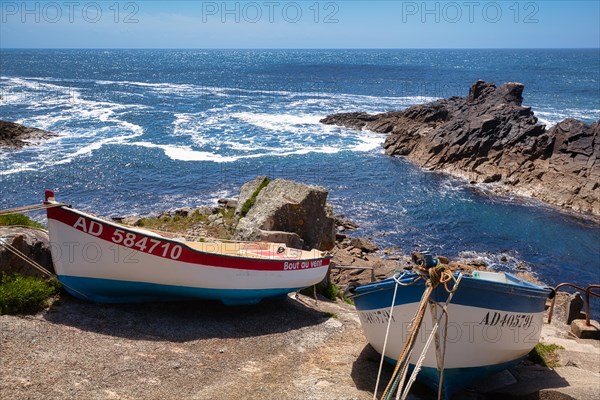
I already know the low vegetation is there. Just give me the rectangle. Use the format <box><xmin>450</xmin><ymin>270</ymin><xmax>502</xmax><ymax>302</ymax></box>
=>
<box><xmin>219</xmin><ymin>207</ymin><xmax>236</xmax><ymax>229</ymax></box>
<box><xmin>240</xmin><ymin>178</ymin><xmax>270</xmax><ymax>217</ymax></box>
<box><xmin>324</xmin><ymin>282</ymin><xmax>340</xmax><ymax>301</ymax></box>
<box><xmin>0</xmin><ymin>213</ymin><xmax>44</xmax><ymax>229</ymax></box>
<box><xmin>300</xmin><ymin>282</ymin><xmax>354</xmax><ymax>304</ymax></box>
<box><xmin>135</xmin><ymin>208</ymin><xmax>235</xmax><ymax>240</ymax></box>
<box><xmin>136</xmin><ymin>210</ymin><xmax>209</xmax><ymax>231</ymax></box>
<box><xmin>529</xmin><ymin>343</ymin><xmax>564</xmax><ymax>368</ymax></box>
<box><xmin>0</xmin><ymin>273</ymin><xmax>61</xmax><ymax>315</ymax></box>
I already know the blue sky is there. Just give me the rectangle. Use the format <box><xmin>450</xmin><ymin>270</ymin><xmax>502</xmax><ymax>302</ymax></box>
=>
<box><xmin>1</xmin><ymin>1</ymin><xmax>599</xmax><ymax>48</ymax></box>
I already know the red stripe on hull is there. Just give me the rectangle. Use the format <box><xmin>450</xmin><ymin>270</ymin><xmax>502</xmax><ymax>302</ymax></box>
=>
<box><xmin>47</xmin><ymin>206</ymin><xmax>329</xmax><ymax>272</ymax></box>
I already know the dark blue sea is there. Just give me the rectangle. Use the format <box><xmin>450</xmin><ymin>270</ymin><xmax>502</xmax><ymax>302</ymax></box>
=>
<box><xmin>1</xmin><ymin>49</ymin><xmax>599</xmax><ymax>310</ymax></box>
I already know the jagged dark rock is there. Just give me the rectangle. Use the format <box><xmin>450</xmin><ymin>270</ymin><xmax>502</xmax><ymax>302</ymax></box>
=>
<box><xmin>0</xmin><ymin>120</ymin><xmax>57</xmax><ymax>149</ymax></box>
<box><xmin>319</xmin><ymin>112</ymin><xmax>383</xmax><ymax>130</ymax></box>
<box><xmin>349</xmin><ymin>237</ymin><xmax>379</xmax><ymax>253</ymax></box>
<box><xmin>321</xmin><ymin>81</ymin><xmax>600</xmax><ymax>217</ymax></box>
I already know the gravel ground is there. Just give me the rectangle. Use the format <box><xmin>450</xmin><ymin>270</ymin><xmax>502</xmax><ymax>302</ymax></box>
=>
<box><xmin>3</xmin><ymin>291</ymin><xmax>597</xmax><ymax>400</ymax></box>
<box><xmin>0</xmin><ymin>293</ymin><xmax>393</xmax><ymax>400</ymax></box>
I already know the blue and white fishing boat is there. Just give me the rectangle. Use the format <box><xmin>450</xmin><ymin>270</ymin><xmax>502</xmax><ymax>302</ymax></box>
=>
<box><xmin>352</xmin><ymin>268</ymin><xmax>553</xmax><ymax>398</ymax></box>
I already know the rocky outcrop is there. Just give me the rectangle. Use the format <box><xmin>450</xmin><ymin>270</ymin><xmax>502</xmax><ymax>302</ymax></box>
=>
<box><xmin>0</xmin><ymin>227</ymin><xmax>54</xmax><ymax>277</ymax></box>
<box><xmin>349</xmin><ymin>237</ymin><xmax>379</xmax><ymax>253</ymax></box>
<box><xmin>234</xmin><ymin>179</ymin><xmax>336</xmax><ymax>251</ymax></box>
<box><xmin>0</xmin><ymin>120</ymin><xmax>57</xmax><ymax>149</ymax></box>
<box><xmin>321</xmin><ymin>81</ymin><xmax>600</xmax><ymax>217</ymax></box>
<box><xmin>234</xmin><ymin>176</ymin><xmax>271</xmax><ymax>218</ymax></box>
<box><xmin>329</xmin><ymin>223</ymin><xmax>505</xmax><ymax>290</ymax></box>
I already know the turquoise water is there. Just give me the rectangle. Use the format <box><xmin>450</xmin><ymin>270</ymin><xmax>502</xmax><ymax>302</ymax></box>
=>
<box><xmin>1</xmin><ymin>49</ymin><xmax>598</xmax><ymax>308</ymax></box>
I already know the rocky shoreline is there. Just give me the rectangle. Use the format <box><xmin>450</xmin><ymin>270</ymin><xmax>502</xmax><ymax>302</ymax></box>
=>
<box><xmin>0</xmin><ymin>120</ymin><xmax>57</xmax><ymax>149</ymax></box>
<box><xmin>1</xmin><ymin>177</ymin><xmax>541</xmax><ymax>299</ymax></box>
<box><xmin>321</xmin><ymin>81</ymin><xmax>600</xmax><ymax>219</ymax></box>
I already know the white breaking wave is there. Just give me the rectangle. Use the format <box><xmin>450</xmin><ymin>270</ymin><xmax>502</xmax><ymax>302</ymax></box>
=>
<box><xmin>0</xmin><ymin>164</ymin><xmax>38</xmax><ymax>176</ymax></box>
<box><xmin>535</xmin><ymin>108</ymin><xmax>600</xmax><ymax>127</ymax></box>
<box><xmin>124</xmin><ymin>138</ymin><xmax>380</xmax><ymax>163</ymax></box>
<box><xmin>8</xmin><ymin>74</ymin><xmax>594</xmax><ymax>176</ymax></box>
<box><xmin>90</xmin><ymin>77</ymin><xmax>441</xmax><ymax>115</ymax></box>
<box><xmin>536</xmin><ymin>116</ymin><xmax>554</xmax><ymax>128</ymax></box>
<box><xmin>139</xmin><ymin>100</ymin><xmax>386</xmax><ymax>161</ymax></box>
<box><xmin>125</xmin><ymin>142</ymin><xmax>241</xmax><ymax>162</ymax></box>
<box><xmin>1</xmin><ymin>76</ymin><xmax>145</xmax><ymax>175</ymax></box>
<box><xmin>352</xmin><ymin>134</ymin><xmax>386</xmax><ymax>152</ymax></box>
<box><xmin>457</xmin><ymin>250</ymin><xmax>532</xmax><ymax>274</ymax></box>
<box><xmin>1</xmin><ymin>74</ymin><xmax>394</xmax><ymax>174</ymax></box>
<box><xmin>233</xmin><ymin>112</ymin><xmax>322</xmax><ymax>130</ymax></box>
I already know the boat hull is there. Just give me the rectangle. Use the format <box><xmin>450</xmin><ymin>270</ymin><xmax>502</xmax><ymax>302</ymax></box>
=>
<box><xmin>353</xmin><ymin>272</ymin><xmax>551</xmax><ymax>397</ymax></box>
<box><xmin>47</xmin><ymin>206</ymin><xmax>330</xmax><ymax>305</ymax></box>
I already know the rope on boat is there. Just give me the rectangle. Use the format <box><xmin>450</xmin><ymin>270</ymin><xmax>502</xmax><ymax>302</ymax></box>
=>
<box><xmin>373</xmin><ymin>272</ymin><xmax>402</xmax><ymax>400</ymax></box>
<box><xmin>399</xmin><ymin>274</ymin><xmax>463</xmax><ymax>400</ymax></box>
<box><xmin>0</xmin><ymin>202</ymin><xmax>90</xmax><ymax>299</ymax></box>
<box><xmin>0</xmin><ymin>237</ymin><xmax>90</xmax><ymax>300</ymax></box>
<box><xmin>0</xmin><ymin>202</ymin><xmax>66</xmax><ymax>217</ymax></box>
<box><xmin>372</xmin><ymin>270</ymin><xmax>421</xmax><ymax>400</ymax></box>
<box><xmin>378</xmin><ymin>265</ymin><xmax>461</xmax><ymax>400</ymax></box>
<box><xmin>381</xmin><ymin>284</ymin><xmax>433</xmax><ymax>400</ymax></box>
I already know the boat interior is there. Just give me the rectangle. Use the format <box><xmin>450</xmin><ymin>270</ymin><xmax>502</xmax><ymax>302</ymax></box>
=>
<box><xmin>183</xmin><ymin>240</ymin><xmax>324</xmax><ymax>260</ymax></box>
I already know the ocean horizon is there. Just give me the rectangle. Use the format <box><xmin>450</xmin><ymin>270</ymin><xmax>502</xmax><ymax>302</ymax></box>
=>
<box><xmin>2</xmin><ymin>47</ymin><xmax>599</xmax><ymax>49</ymax></box>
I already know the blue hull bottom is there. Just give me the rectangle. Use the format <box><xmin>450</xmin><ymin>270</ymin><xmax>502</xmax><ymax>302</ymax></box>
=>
<box><xmin>58</xmin><ymin>275</ymin><xmax>300</xmax><ymax>306</ymax></box>
<box><xmin>383</xmin><ymin>356</ymin><xmax>522</xmax><ymax>398</ymax></box>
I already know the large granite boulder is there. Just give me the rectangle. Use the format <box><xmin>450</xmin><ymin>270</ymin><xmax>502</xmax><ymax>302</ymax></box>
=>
<box><xmin>321</xmin><ymin>81</ymin><xmax>600</xmax><ymax>217</ymax></box>
<box><xmin>234</xmin><ymin>178</ymin><xmax>336</xmax><ymax>251</ymax></box>
<box><xmin>0</xmin><ymin>120</ymin><xmax>57</xmax><ymax>149</ymax></box>
<box><xmin>0</xmin><ymin>227</ymin><xmax>55</xmax><ymax>278</ymax></box>
<box><xmin>234</xmin><ymin>176</ymin><xmax>271</xmax><ymax>218</ymax></box>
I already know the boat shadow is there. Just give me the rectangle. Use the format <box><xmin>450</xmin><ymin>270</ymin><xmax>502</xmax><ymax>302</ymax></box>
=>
<box><xmin>351</xmin><ymin>345</ymin><xmax>571</xmax><ymax>399</ymax></box>
<box><xmin>351</xmin><ymin>344</ymin><xmax>435</xmax><ymax>399</ymax></box>
<box><xmin>43</xmin><ymin>293</ymin><xmax>333</xmax><ymax>342</ymax></box>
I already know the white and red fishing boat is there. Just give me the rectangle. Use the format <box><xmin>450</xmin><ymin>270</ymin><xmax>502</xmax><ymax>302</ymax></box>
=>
<box><xmin>44</xmin><ymin>190</ymin><xmax>330</xmax><ymax>305</ymax></box>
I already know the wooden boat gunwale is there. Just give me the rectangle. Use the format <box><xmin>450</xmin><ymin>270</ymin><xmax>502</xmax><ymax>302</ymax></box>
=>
<box><xmin>352</xmin><ymin>271</ymin><xmax>552</xmax><ymax>301</ymax></box>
